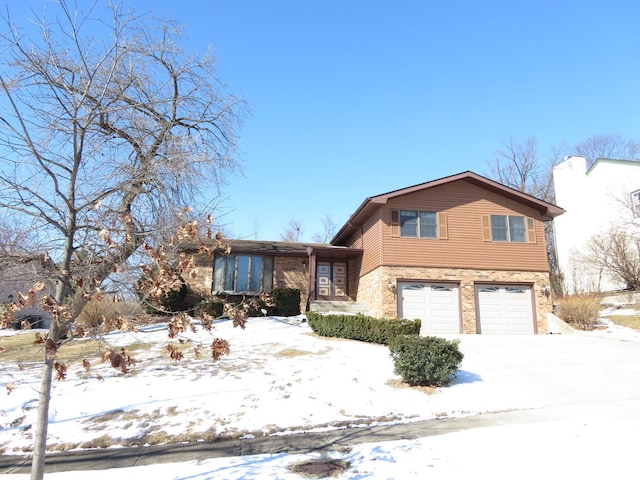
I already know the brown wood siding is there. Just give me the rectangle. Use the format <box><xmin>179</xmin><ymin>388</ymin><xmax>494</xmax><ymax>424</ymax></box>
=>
<box><xmin>379</xmin><ymin>180</ymin><xmax>549</xmax><ymax>272</ymax></box>
<box><xmin>344</xmin><ymin>211</ymin><xmax>382</xmax><ymax>276</ymax></box>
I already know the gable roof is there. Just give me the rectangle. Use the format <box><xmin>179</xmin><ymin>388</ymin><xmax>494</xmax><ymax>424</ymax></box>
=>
<box><xmin>331</xmin><ymin>171</ymin><xmax>565</xmax><ymax>245</ymax></box>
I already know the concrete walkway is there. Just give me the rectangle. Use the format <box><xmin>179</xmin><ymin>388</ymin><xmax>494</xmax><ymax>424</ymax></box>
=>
<box><xmin>0</xmin><ymin>408</ymin><xmax>553</xmax><ymax>475</ymax></box>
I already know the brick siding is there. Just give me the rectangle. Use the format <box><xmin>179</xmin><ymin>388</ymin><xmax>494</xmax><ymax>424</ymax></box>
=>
<box><xmin>273</xmin><ymin>256</ymin><xmax>309</xmax><ymax>312</ymax></box>
<box><xmin>357</xmin><ymin>266</ymin><xmax>553</xmax><ymax>334</ymax></box>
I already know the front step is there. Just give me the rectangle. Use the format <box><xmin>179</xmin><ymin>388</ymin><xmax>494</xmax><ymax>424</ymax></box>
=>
<box><xmin>308</xmin><ymin>300</ymin><xmax>370</xmax><ymax>316</ymax></box>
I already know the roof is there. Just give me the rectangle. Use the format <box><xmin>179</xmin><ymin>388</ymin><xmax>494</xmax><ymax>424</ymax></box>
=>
<box><xmin>331</xmin><ymin>171</ymin><xmax>565</xmax><ymax>245</ymax></box>
<box><xmin>188</xmin><ymin>239</ymin><xmax>362</xmax><ymax>259</ymax></box>
<box><xmin>586</xmin><ymin>157</ymin><xmax>640</xmax><ymax>175</ymax></box>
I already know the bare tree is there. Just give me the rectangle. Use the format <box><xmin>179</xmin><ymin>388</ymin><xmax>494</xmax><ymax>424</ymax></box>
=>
<box><xmin>487</xmin><ymin>137</ymin><xmax>560</xmax><ymax>203</ymax></box>
<box><xmin>574</xmin><ymin>134</ymin><xmax>640</xmax><ymax>168</ymax></box>
<box><xmin>581</xmin><ymin>228</ymin><xmax>640</xmax><ymax>290</ymax></box>
<box><xmin>486</xmin><ymin>137</ymin><xmax>564</xmax><ymax>294</ymax></box>
<box><xmin>312</xmin><ymin>214</ymin><xmax>337</xmax><ymax>243</ymax></box>
<box><xmin>280</xmin><ymin>218</ymin><xmax>303</xmax><ymax>242</ymax></box>
<box><xmin>489</xmin><ymin>134</ymin><xmax>640</xmax><ymax>296</ymax></box>
<box><xmin>0</xmin><ymin>2</ymin><xmax>246</xmax><ymax>478</ymax></box>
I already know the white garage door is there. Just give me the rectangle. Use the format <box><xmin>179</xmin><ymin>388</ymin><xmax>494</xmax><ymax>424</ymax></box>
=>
<box><xmin>398</xmin><ymin>282</ymin><xmax>460</xmax><ymax>334</ymax></box>
<box><xmin>476</xmin><ymin>285</ymin><xmax>534</xmax><ymax>334</ymax></box>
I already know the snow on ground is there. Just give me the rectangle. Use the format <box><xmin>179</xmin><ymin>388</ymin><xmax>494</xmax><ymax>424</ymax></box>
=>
<box><xmin>2</xmin><ymin>313</ymin><xmax>640</xmax><ymax>479</ymax></box>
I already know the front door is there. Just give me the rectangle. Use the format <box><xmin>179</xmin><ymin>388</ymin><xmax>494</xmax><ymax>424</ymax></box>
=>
<box><xmin>316</xmin><ymin>261</ymin><xmax>347</xmax><ymax>298</ymax></box>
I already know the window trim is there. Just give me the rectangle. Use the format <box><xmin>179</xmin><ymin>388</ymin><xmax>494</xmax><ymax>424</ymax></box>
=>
<box><xmin>400</xmin><ymin>209</ymin><xmax>437</xmax><ymax>238</ymax></box>
<box><xmin>213</xmin><ymin>254</ymin><xmax>274</xmax><ymax>294</ymax></box>
<box><xmin>483</xmin><ymin>214</ymin><xmax>535</xmax><ymax>243</ymax></box>
<box><xmin>391</xmin><ymin>209</ymin><xmax>448</xmax><ymax>239</ymax></box>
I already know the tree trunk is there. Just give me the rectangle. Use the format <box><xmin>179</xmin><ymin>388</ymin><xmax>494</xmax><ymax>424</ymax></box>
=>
<box><xmin>30</xmin><ymin>277</ymin><xmax>69</xmax><ymax>479</ymax></box>
<box><xmin>30</xmin><ymin>353</ymin><xmax>54</xmax><ymax>480</ymax></box>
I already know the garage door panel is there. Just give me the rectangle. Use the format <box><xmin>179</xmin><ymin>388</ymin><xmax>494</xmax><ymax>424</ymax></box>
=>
<box><xmin>399</xmin><ymin>282</ymin><xmax>460</xmax><ymax>334</ymax></box>
<box><xmin>477</xmin><ymin>285</ymin><xmax>534</xmax><ymax>334</ymax></box>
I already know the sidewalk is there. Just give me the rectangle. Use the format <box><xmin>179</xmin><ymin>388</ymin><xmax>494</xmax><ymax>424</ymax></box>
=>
<box><xmin>1</xmin><ymin>409</ymin><xmax>554</xmax><ymax>475</ymax></box>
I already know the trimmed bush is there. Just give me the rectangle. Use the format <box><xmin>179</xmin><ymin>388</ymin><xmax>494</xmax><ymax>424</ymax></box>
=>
<box><xmin>272</xmin><ymin>288</ymin><xmax>301</xmax><ymax>316</ymax></box>
<box><xmin>388</xmin><ymin>335</ymin><xmax>463</xmax><ymax>387</ymax></box>
<box><xmin>306</xmin><ymin>311</ymin><xmax>420</xmax><ymax>345</ymax></box>
<box><xmin>245</xmin><ymin>298</ymin><xmax>276</xmax><ymax>317</ymax></box>
<box><xmin>555</xmin><ymin>294</ymin><xmax>601</xmax><ymax>330</ymax></box>
<box><xmin>161</xmin><ymin>280</ymin><xmax>188</xmax><ymax>312</ymax></box>
<box><xmin>194</xmin><ymin>299</ymin><xmax>225</xmax><ymax>318</ymax></box>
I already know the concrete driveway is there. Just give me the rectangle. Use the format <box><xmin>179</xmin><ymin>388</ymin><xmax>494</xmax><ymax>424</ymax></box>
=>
<box><xmin>436</xmin><ymin>331</ymin><xmax>640</xmax><ymax>425</ymax></box>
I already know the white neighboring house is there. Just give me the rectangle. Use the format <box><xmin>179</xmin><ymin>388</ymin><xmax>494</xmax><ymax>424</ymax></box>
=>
<box><xmin>553</xmin><ymin>156</ymin><xmax>640</xmax><ymax>294</ymax></box>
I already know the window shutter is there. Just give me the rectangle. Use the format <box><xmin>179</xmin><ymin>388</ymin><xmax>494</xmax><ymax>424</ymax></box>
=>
<box><xmin>438</xmin><ymin>212</ymin><xmax>448</xmax><ymax>239</ymax></box>
<box><xmin>482</xmin><ymin>215</ymin><xmax>491</xmax><ymax>241</ymax></box>
<box><xmin>526</xmin><ymin>217</ymin><xmax>536</xmax><ymax>243</ymax></box>
<box><xmin>391</xmin><ymin>210</ymin><xmax>399</xmax><ymax>237</ymax></box>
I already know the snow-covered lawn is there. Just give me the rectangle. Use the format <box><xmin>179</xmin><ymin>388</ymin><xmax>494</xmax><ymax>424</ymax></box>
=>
<box><xmin>2</xmin><ymin>314</ymin><xmax>640</xmax><ymax>479</ymax></box>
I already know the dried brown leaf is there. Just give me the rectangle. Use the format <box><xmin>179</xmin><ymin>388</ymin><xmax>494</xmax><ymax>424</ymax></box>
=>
<box><xmin>104</xmin><ymin>348</ymin><xmax>136</xmax><ymax>373</ymax></box>
<box><xmin>165</xmin><ymin>344</ymin><xmax>184</xmax><ymax>361</ymax></box>
<box><xmin>54</xmin><ymin>362</ymin><xmax>68</xmax><ymax>381</ymax></box>
<box><xmin>211</xmin><ymin>338</ymin><xmax>230</xmax><ymax>361</ymax></box>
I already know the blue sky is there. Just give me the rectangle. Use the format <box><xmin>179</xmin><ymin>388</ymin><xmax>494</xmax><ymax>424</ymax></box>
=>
<box><xmin>9</xmin><ymin>1</ymin><xmax>640</xmax><ymax>241</ymax></box>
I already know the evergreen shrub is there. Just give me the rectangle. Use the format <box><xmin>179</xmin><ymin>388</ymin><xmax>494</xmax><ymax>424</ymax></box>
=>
<box><xmin>388</xmin><ymin>335</ymin><xmax>463</xmax><ymax>386</ymax></box>
<box><xmin>194</xmin><ymin>299</ymin><xmax>225</xmax><ymax>318</ymax></box>
<box><xmin>272</xmin><ymin>288</ymin><xmax>301</xmax><ymax>316</ymax></box>
<box><xmin>306</xmin><ymin>311</ymin><xmax>420</xmax><ymax>345</ymax></box>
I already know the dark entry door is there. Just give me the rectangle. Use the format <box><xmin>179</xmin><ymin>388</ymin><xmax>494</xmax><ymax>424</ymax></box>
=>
<box><xmin>316</xmin><ymin>261</ymin><xmax>346</xmax><ymax>297</ymax></box>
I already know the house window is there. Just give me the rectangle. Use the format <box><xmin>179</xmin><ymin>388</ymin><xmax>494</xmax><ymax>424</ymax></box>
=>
<box><xmin>213</xmin><ymin>255</ymin><xmax>274</xmax><ymax>293</ymax></box>
<box><xmin>400</xmin><ymin>210</ymin><xmax>437</xmax><ymax>238</ymax></box>
<box><xmin>631</xmin><ymin>190</ymin><xmax>640</xmax><ymax>217</ymax></box>
<box><xmin>490</xmin><ymin>215</ymin><xmax>526</xmax><ymax>242</ymax></box>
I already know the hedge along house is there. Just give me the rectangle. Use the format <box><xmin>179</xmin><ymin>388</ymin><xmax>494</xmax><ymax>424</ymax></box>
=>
<box><xmin>186</xmin><ymin>171</ymin><xmax>564</xmax><ymax>334</ymax></box>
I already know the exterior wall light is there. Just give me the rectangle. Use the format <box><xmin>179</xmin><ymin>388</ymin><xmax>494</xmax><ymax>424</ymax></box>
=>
<box><xmin>541</xmin><ymin>285</ymin><xmax>550</xmax><ymax>298</ymax></box>
<box><xmin>387</xmin><ymin>280</ymin><xmax>396</xmax><ymax>294</ymax></box>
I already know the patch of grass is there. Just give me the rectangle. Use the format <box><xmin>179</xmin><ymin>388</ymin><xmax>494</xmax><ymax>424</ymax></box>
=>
<box><xmin>0</xmin><ymin>331</ymin><xmax>150</xmax><ymax>364</ymax></box>
<box><xmin>276</xmin><ymin>348</ymin><xmax>311</xmax><ymax>357</ymax></box>
<box><xmin>386</xmin><ymin>378</ymin><xmax>437</xmax><ymax>395</ymax></box>
<box><xmin>79</xmin><ymin>435</ymin><xmax>116</xmax><ymax>449</ymax></box>
<box><xmin>84</xmin><ymin>409</ymin><xmax>127</xmax><ymax>424</ymax></box>
<box><xmin>166</xmin><ymin>406</ymin><xmax>179</xmax><ymax>416</ymax></box>
<box><xmin>608</xmin><ymin>314</ymin><xmax>640</xmax><ymax>330</ymax></box>
<box><xmin>49</xmin><ymin>442</ymin><xmax>80</xmax><ymax>452</ymax></box>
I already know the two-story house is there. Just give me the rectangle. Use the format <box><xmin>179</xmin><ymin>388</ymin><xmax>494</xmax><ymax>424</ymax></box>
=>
<box><xmin>553</xmin><ymin>156</ymin><xmax>640</xmax><ymax>294</ymax></box>
<box><xmin>187</xmin><ymin>171</ymin><xmax>564</xmax><ymax>334</ymax></box>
